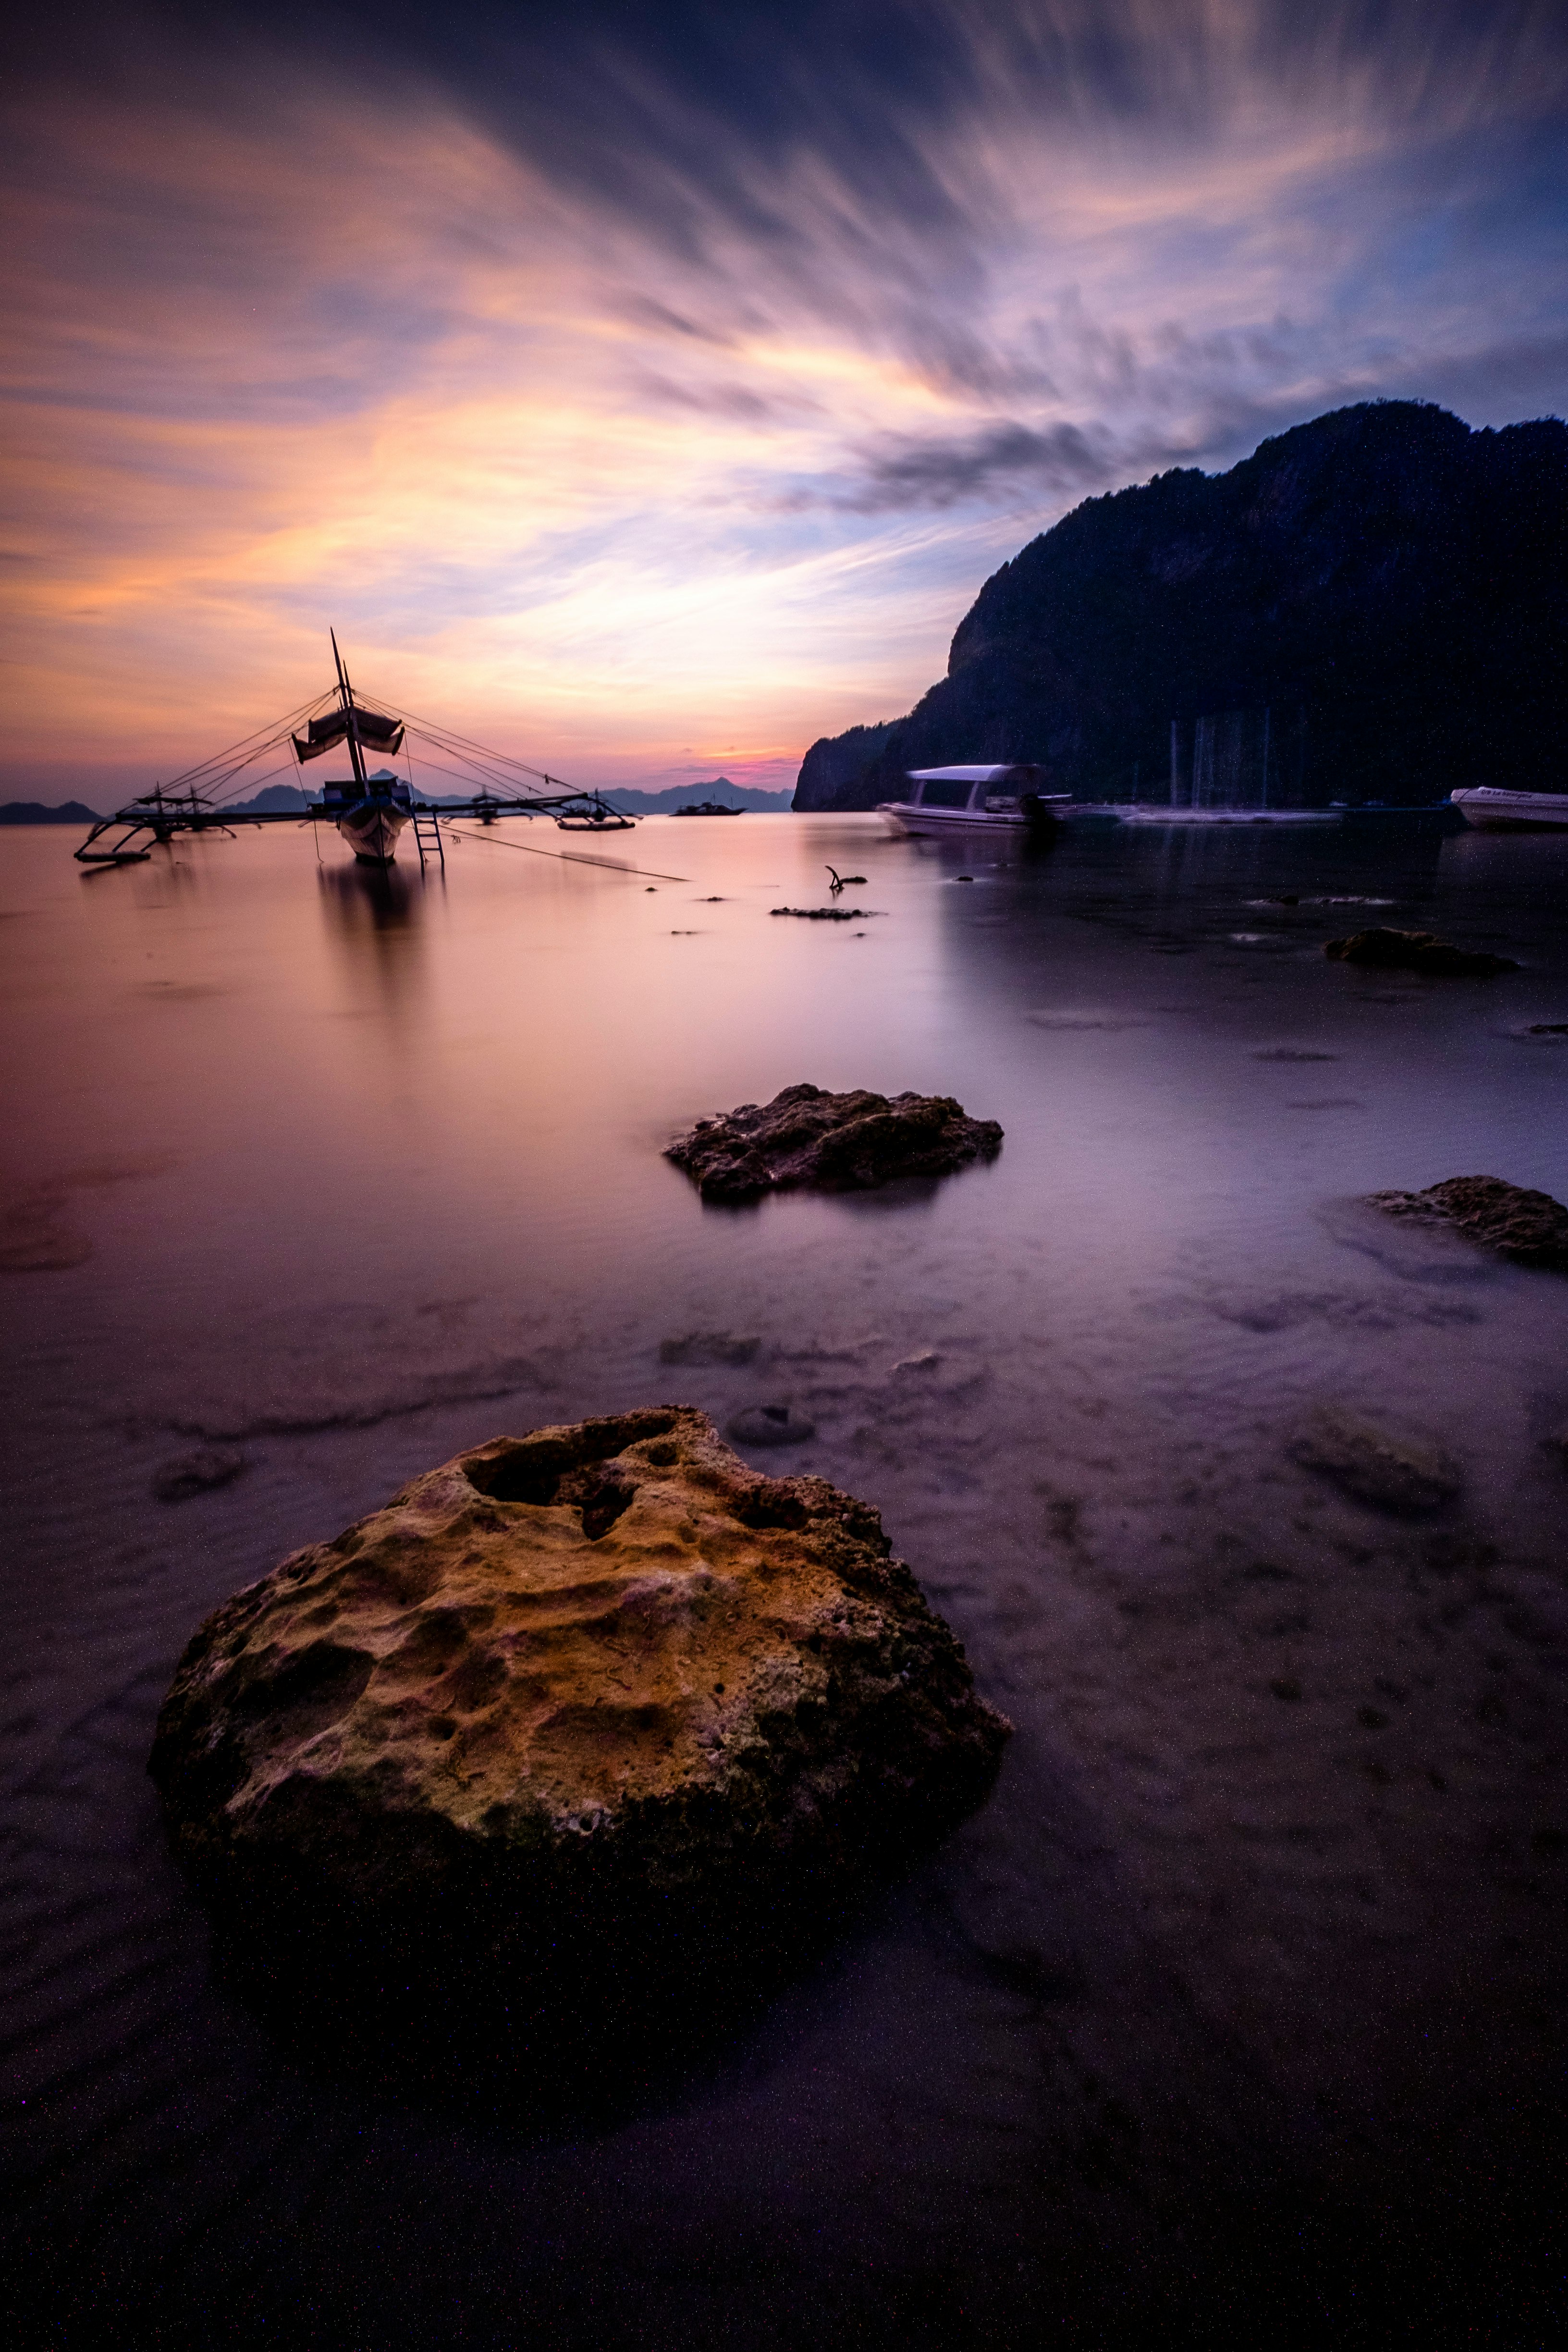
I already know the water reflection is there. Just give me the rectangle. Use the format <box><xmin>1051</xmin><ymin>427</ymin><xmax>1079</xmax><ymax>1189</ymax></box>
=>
<box><xmin>317</xmin><ymin>858</ymin><xmax>432</xmax><ymax>1014</ymax></box>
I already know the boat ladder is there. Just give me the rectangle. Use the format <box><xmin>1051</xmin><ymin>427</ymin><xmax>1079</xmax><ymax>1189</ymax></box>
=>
<box><xmin>411</xmin><ymin>807</ymin><xmax>445</xmax><ymax>871</ymax></box>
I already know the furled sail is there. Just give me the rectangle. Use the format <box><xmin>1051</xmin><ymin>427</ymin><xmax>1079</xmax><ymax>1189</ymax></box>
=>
<box><xmin>292</xmin><ymin>706</ymin><xmax>405</xmax><ymax>762</ymax></box>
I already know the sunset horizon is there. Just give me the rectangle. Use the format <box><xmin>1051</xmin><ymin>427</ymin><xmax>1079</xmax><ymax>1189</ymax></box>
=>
<box><xmin>5</xmin><ymin>3</ymin><xmax>1565</xmax><ymax>806</ymax></box>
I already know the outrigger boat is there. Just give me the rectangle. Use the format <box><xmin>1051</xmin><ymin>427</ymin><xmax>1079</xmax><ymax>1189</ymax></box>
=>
<box><xmin>878</xmin><ymin>765</ymin><xmax>1070</xmax><ymax>837</ymax></box>
<box><xmin>75</xmin><ymin>633</ymin><xmax>635</xmax><ymax>868</ymax></box>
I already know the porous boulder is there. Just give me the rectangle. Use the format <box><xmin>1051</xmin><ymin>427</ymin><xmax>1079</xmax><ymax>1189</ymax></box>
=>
<box><xmin>150</xmin><ymin>1408</ymin><xmax>1008</xmax><ymax>2009</ymax></box>
<box><xmin>1323</xmin><ymin>926</ymin><xmax>1518</xmax><ymax>975</ymax></box>
<box><xmin>666</xmin><ymin>1082</ymin><xmax>1003</xmax><ymax>1203</ymax></box>
<box><xmin>1368</xmin><ymin>1174</ymin><xmax>1568</xmax><ymax>1272</ymax></box>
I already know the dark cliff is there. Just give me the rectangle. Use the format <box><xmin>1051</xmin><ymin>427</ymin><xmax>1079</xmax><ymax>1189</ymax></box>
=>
<box><xmin>792</xmin><ymin>402</ymin><xmax>1568</xmax><ymax>810</ymax></box>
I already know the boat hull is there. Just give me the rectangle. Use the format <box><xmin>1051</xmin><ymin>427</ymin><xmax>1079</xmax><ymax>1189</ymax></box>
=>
<box><xmin>1450</xmin><ymin>788</ymin><xmax>1568</xmax><ymax>831</ymax></box>
<box><xmin>877</xmin><ymin>799</ymin><xmax>1066</xmax><ymax>837</ymax></box>
<box><xmin>336</xmin><ymin>807</ymin><xmax>410</xmax><ymax>863</ymax></box>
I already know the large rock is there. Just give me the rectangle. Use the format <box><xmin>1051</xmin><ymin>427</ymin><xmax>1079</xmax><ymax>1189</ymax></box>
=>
<box><xmin>666</xmin><ymin>1082</ymin><xmax>1003</xmax><ymax>1203</ymax></box>
<box><xmin>1323</xmin><ymin>926</ymin><xmax>1518</xmax><ymax>975</ymax></box>
<box><xmin>149</xmin><ymin>1408</ymin><xmax>1008</xmax><ymax>2052</ymax></box>
<box><xmin>1368</xmin><ymin>1174</ymin><xmax>1568</xmax><ymax>1272</ymax></box>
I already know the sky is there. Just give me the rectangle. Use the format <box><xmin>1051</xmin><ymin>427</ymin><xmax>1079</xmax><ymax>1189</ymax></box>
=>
<box><xmin>2</xmin><ymin>1</ymin><xmax>1566</xmax><ymax>806</ymax></box>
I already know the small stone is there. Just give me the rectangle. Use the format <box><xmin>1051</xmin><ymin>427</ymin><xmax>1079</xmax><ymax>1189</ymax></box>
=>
<box><xmin>152</xmin><ymin>1446</ymin><xmax>249</xmax><ymax>1503</ymax></box>
<box><xmin>728</xmin><ymin>1404</ymin><xmax>815</xmax><ymax>1446</ymax></box>
<box><xmin>659</xmin><ymin>1330</ymin><xmax>761</xmax><ymax>1366</ymax></box>
<box><xmin>1288</xmin><ymin>1406</ymin><xmax>1460</xmax><ymax>1515</ymax></box>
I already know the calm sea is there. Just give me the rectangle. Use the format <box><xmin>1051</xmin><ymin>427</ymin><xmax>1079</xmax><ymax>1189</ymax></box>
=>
<box><xmin>4</xmin><ymin>812</ymin><xmax>1568</xmax><ymax>2341</ymax></box>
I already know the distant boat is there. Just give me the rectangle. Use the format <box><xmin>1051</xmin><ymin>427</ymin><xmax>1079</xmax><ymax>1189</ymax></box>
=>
<box><xmin>1450</xmin><ymin>787</ymin><xmax>1568</xmax><ymax>831</ymax></box>
<box><xmin>673</xmin><ymin>801</ymin><xmax>745</xmax><ymax>817</ymax></box>
<box><xmin>878</xmin><ymin>766</ymin><xmax>1069</xmax><ymax>836</ymax></box>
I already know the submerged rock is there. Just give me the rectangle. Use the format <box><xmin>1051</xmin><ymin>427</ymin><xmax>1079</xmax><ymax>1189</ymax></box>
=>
<box><xmin>658</xmin><ymin>1329</ymin><xmax>760</xmax><ymax>1366</ymax></box>
<box><xmin>1368</xmin><ymin>1174</ymin><xmax>1568</xmax><ymax>1272</ymax></box>
<box><xmin>1323</xmin><ymin>926</ymin><xmax>1518</xmax><ymax>975</ymax></box>
<box><xmin>666</xmin><ymin>1082</ymin><xmax>1003</xmax><ymax>1203</ymax></box>
<box><xmin>728</xmin><ymin>1403</ymin><xmax>815</xmax><ymax>1446</ymax></box>
<box><xmin>1288</xmin><ymin>1406</ymin><xmax>1461</xmax><ymax>1515</ymax></box>
<box><xmin>149</xmin><ymin>1407</ymin><xmax>1008</xmax><ymax>2038</ymax></box>
<box><xmin>152</xmin><ymin>1446</ymin><xmax>249</xmax><ymax>1503</ymax></box>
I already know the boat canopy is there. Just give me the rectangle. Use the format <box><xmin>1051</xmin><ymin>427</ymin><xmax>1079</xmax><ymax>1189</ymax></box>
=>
<box><xmin>292</xmin><ymin>704</ymin><xmax>405</xmax><ymax>762</ymax></box>
<box><xmin>907</xmin><ymin>764</ymin><xmax>1046</xmax><ymax>784</ymax></box>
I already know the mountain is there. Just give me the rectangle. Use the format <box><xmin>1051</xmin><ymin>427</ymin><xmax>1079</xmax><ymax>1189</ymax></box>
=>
<box><xmin>0</xmin><ymin>800</ymin><xmax>100</xmax><ymax>823</ymax></box>
<box><xmin>793</xmin><ymin>402</ymin><xmax>1568</xmax><ymax>810</ymax></box>
<box><xmin>225</xmin><ymin>784</ymin><xmax>310</xmax><ymax>815</ymax></box>
<box><xmin>599</xmin><ymin>778</ymin><xmax>794</xmax><ymax>814</ymax></box>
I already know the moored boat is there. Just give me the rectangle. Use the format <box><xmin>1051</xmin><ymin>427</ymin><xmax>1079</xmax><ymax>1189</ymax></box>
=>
<box><xmin>1450</xmin><ymin>786</ymin><xmax>1568</xmax><ymax>830</ymax></box>
<box><xmin>315</xmin><ymin>770</ymin><xmax>413</xmax><ymax>863</ymax></box>
<box><xmin>878</xmin><ymin>765</ymin><xmax>1069</xmax><ymax>836</ymax></box>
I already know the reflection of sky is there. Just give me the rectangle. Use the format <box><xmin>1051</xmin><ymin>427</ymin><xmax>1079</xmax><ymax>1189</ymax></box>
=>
<box><xmin>3</xmin><ymin>3</ymin><xmax>1566</xmax><ymax>805</ymax></box>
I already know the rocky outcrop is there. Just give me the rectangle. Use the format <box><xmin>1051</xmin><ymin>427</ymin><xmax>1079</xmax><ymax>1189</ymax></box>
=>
<box><xmin>1369</xmin><ymin>1176</ymin><xmax>1568</xmax><ymax>1272</ymax></box>
<box><xmin>667</xmin><ymin>1083</ymin><xmax>1002</xmax><ymax>1203</ymax></box>
<box><xmin>793</xmin><ymin>402</ymin><xmax>1568</xmax><ymax>809</ymax></box>
<box><xmin>149</xmin><ymin>1408</ymin><xmax>1008</xmax><ymax>2039</ymax></box>
<box><xmin>1324</xmin><ymin>927</ymin><xmax>1518</xmax><ymax>975</ymax></box>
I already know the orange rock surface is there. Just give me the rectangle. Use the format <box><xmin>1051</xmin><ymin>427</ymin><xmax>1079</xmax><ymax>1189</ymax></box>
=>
<box><xmin>151</xmin><ymin>1409</ymin><xmax>1008</xmax><ymax>1956</ymax></box>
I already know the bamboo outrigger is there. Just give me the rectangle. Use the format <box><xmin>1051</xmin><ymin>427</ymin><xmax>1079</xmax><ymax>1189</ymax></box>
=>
<box><xmin>76</xmin><ymin>634</ymin><xmax>635</xmax><ymax>870</ymax></box>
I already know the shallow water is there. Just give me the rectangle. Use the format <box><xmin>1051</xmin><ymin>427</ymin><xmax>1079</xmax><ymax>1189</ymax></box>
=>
<box><xmin>4</xmin><ymin>813</ymin><xmax>1568</xmax><ymax>2343</ymax></box>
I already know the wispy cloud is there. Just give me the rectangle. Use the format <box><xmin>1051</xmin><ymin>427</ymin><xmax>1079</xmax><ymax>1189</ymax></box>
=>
<box><xmin>1</xmin><ymin>2</ymin><xmax>1564</xmax><ymax>797</ymax></box>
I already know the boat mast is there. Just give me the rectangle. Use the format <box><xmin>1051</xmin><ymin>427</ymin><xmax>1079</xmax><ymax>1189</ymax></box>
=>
<box><xmin>330</xmin><ymin>629</ymin><xmax>368</xmax><ymax>790</ymax></box>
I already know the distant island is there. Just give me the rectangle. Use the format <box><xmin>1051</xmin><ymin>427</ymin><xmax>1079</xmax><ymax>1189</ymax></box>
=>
<box><xmin>0</xmin><ymin>800</ymin><xmax>101</xmax><ymax>824</ymax></box>
<box><xmin>0</xmin><ymin>777</ymin><xmax>796</xmax><ymax>828</ymax></box>
<box><xmin>600</xmin><ymin>778</ymin><xmax>793</xmax><ymax>816</ymax></box>
<box><xmin>794</xmin><ymin>401</ymin><xmax>1568</xmax><ymax>811</ymax></box>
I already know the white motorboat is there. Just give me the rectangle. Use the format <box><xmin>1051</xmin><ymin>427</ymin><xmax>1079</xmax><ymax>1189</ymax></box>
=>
<box><xmin>878</xmin><ymin>765</ymin><xmax>1070</xmax><ymax>836</ymax></box>
<box><xmin>1450</xmin><ymin>787</ymin><xmax>1568</xmax><ymax>830</ymax></box>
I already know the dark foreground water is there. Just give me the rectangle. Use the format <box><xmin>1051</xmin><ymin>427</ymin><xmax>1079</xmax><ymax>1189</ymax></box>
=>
<box><xmin>3</xmin><ymin>812</ymin><xmax>1567</xmax><ymax>2346</ymax></box>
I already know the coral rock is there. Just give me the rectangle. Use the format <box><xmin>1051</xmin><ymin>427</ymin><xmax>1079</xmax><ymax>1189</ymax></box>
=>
<box><xmin>149</xmin><ymin>1408</ymin><xmax>1008</xmax><ymax>1990</ymax></box>
<box><xmin>666</xmin><ymin>1082</ymin><xmax>1003</xmax><ymax>1203</ymax></box>
<box><xmin>1368</xmin><ymin>1174</ymin><xmax>1568</xmax><ymax>1272</ymax></box>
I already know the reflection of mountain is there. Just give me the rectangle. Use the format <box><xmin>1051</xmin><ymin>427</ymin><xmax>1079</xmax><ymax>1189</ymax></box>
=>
<box><xmin>796</xmin><ymin>402</ymin><xmax>1568</xmax><ymax>811</ymax></box>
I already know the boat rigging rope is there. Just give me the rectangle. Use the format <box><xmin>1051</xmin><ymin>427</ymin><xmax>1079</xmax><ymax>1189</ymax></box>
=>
<box><xmin>443</xmin><ymin>827</ymin><xmax>689</xmax><ymax>883</ymax></box>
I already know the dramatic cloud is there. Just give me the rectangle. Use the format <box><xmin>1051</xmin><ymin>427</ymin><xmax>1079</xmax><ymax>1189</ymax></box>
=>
<box><xmin>1</xmin><ymin>2</ymin><xmax>1564</xmax><ymax>801</ymax></box>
